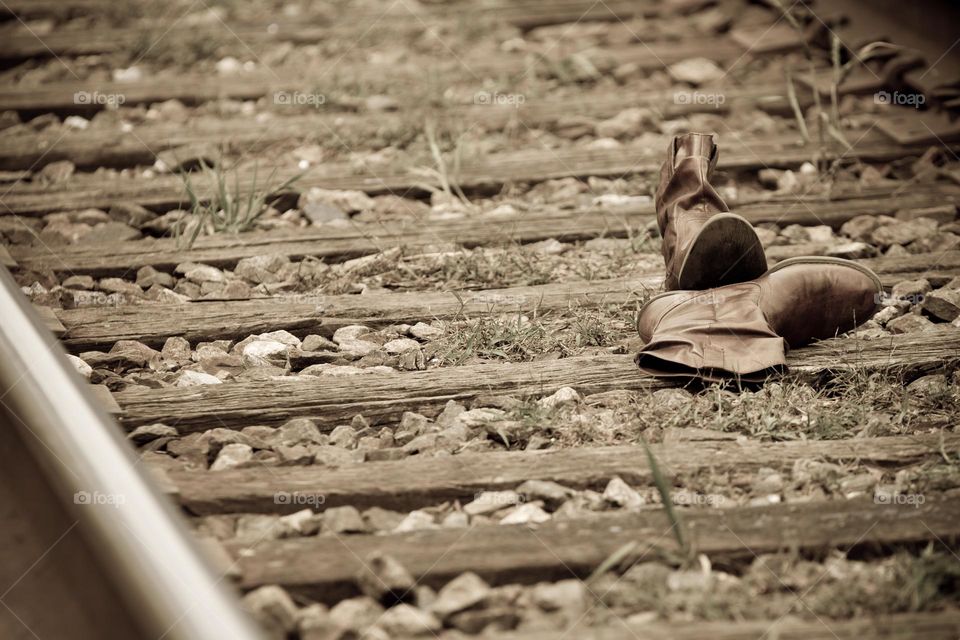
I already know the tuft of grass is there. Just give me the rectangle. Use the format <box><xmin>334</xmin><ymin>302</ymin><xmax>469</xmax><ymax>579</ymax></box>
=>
<box><xmin>641</xmin><ymin>438</ymin><xmax>691</xmax><ymax>560</ymax></box>
<box><xmin>176</xmin><ymin>160</ymin><xmax>301</xmax><ymax>249</ymax></box>
<box><xmin>413</xmin><ymin>121</ymin><xmax>474</xmax><ymax>212</ymax></box>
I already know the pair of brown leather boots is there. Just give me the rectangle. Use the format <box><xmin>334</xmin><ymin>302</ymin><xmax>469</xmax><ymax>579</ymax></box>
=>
<box><xmin>635</xmin><ymin>133</ymin><xmax>882</xmax><ymax>383</ymax></box>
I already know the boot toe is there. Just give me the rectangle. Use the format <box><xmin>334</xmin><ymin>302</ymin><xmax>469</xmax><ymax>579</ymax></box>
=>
<box><xmin>762</xmin><ymin>258</ymin><xmax>882</xmax><ymax>348</ymax></box>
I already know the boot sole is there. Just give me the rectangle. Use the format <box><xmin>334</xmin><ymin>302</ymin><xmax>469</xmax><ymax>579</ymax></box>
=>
<box><xmin>639</xmin><ymin>255</ymin><xmax>883</xmax><ymax>314</ymax></box>
<box><xmin>676</xmin><ymin>213</ymin><xmax>767</xmax><ymax>290</ymax></box>
<box><xmin>767</xmin><ymin>255</ymin><xmax>884</xmax><ymax>294</ymax></box>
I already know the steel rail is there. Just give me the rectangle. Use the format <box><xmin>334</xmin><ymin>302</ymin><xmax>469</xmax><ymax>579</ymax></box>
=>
<box><xmin>0</xmin><ymin>266</ymin><xmax>262</xmax><ymax>639</ymax></box>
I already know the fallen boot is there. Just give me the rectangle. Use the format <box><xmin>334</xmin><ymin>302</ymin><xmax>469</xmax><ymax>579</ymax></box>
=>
<box><xmin>635</xmin><ymin>256</ymin><xmax>883</xmax><ymax>383</ymax></box>
<box><xmin>656</xmin><ymin>132</ymin><xmax>767</xmax><ymax>290</ymax></box>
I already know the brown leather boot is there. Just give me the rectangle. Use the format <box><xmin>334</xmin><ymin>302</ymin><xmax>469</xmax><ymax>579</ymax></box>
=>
<box><xmin>635</xmin><ymin>257</ymin><xmax>883</xmax><ymax>382</ymax></box>
<box><xmin>656</xmin><ymin>132</ymin><xmax>767</xmax><ymax>291</ymax></box>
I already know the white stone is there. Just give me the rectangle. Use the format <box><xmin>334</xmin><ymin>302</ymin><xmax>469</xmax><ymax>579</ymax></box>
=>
<box><xmin>500</xmin><ymin>503</ymin><xmax>551</xmax><ymax>525</ymax></box>
<box><xmin>176</xmin><ymin>370</ymin><xmax>223</xmax><ymax>387</ymax></box>
<box><xmin>409</xmin><ymin>322</ymin><xmax>443</xmax><ymax>341</ymax></box>
<box><xmin>464</xmin><ymin>490</ymin><xmax>521</xmax><ymax>516</ymax></box>
<box><xmin>332</xmin><ymin>325</ymin><xmax>373</xmax><ymax>344</ymax></box>
<box><xmin>257</xmin><ymin>330</ymin><xmax>302</xmax><ymax>348</ymax></box>
<box><xmin>538</xmin><ymin>386</ymin><xmax>581</xmax><ymax>409</ymax></box>
<box><xmin>383</xmin><ymin>338</ymin><xmax>421</xmax><ymax>354</ymax></box>
<box><xmin>242</xmin><ymin>340</ymin><xmax>289</xmax><ymax>367</ymax></box>
<box><xmin>211</xmin><ymin>443</ymin><xmax>253</xmax><ymax>471</ymax></box>
<box><xmin>66</xmin><ymin>354</ymin><xmax>93</xmax><ymax>379</ymax></box>
<box><xmin>603</xmin><ymin>476</ymin><xmax>645</xmax><ymax>508</ymax></box>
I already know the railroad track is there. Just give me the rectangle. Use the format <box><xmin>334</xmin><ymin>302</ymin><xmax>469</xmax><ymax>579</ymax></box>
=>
<box><xmin>2</xmin><ymin>0</ymin><xmax>960</xmax><ymax>638</ymax></box>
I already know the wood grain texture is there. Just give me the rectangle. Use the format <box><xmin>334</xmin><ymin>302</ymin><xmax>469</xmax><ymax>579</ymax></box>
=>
<box><xmin>58</xmin><ymin>276</ymin><xmax>657</xmax><ymax>351</ymax></box>
<box><xmin>0</xmin><ymin>84</ymin><xmax>800</xmax><ymax>172</ymax></box>
<box><xmin>14</xmin><ymin>185</ymin><xmax>959</xmax><ymax>275</ymax></box>
<box><xmin>54</xmin><ymin>251</ymin><xmax>960</xmax><ymax>351</ymax></box>
<box><xmin>114</xmin><ymin>328</ymin><xmax>960</xmax><ymax>433</ymax></box>
<box><xmin>2</xmin><ymin>133</ymin><xmax>954</xmax><ymax>218</ymax></box>
<box><xmin>0</xmin><ymin>37</ymin><xmax>744</xmax><ymax>117</ymax></box>
<box><xmin>227</xmin><ymin>495</ymin><xmax>960</xmax><ymax>601</ymax></box>
<box><xmin>173</xmin><ymin>433</ymin><xmax>960</xmax><ymax>515</ymax></box>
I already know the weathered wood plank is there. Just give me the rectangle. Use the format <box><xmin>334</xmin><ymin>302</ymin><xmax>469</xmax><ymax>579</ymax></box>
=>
<box><xmin>13</xmin><ymin>184</ymin><xmax>960</xmax><ymax>276</ymax></box>
<box><xmin>174</xmin><ymin>433</ymin><xmax>960</xmax><ymax>515</ymax></box>
<box><xmin>227</xmin><ymin>495</ymin><xmax>960</xmax><ymax>601</ymax></box>
<box><xmin>499</xmin><ymin>613</ymin><xmax>960</xmax><ymax>640</ymax></box>
<box><xmin>2</xmin><ymin>132</ymin><xmax>955</xmax><ymax>217</ymax></box>
<box><xmin>0</xmin><ymin>84</ymin><xmax>800</xmax><ymax>172</ymax></box>
<box><xmin>0</xmin><ymin>37</ymin><xmax>746</xmax><ymax>117</ymax></box>
<box><xmin>114</xmin><ymin>328</ymin><xmax>960</xmax><ymax>433</ymax></box>
<box><xmin>57</xmin><ymin>276</ymin><xmax>656</xmax><ymax>351</ymax></box>
<box><xmin>54</xmin><ymin>251</ymin><xmax>960</xmax><ymax>351</ymax></box>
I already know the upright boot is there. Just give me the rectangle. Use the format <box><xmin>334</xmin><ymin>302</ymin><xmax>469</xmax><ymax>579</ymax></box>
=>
<box><xmin>656</xmin><ymin>132</ymin><xmax>767</xmax><ymax>290</ymax></box>
<box><xmin>635</xmin><ymin>257</ymin><xmax>883</xmax><ymax>383</ymax></box>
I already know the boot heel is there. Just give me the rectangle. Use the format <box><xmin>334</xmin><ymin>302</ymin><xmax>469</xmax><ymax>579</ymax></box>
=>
<box><xmin>676</xmin><ymin>213</ymin><xmax>767</xmax><ymax>290</ymax></box>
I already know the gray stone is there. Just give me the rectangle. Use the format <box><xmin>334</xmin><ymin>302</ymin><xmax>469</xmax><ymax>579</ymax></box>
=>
<box><xmin>394</xmin><ymin>510</ymin><xmax>437</xmax><ymax>533</ymax></box>
<box><xmin>667</xmin><ymin>57</ymin><xmax>723</xmax><ymax>85</ymax></box>
<box><xmin>429</xmin><ymin>572</ymin><xmax>491</xmax><ymax>619</ymax></box>
<box><xmin>328</xmin><ymin>597</ymin><xmax>384</xmax><ymax>634</ymax></box>
<box><xmin>531</xmin><ymin>579</ymin><xmax>588</xmax><ymax>614</ymax></box>
<box><xmin>235</xmin><ymin>254</ymin><xmax>291</xmax><ymax>284</ymax></box>
<box><xmin>363</xmin><ymin>507</ymin><xmax>405</xmax><ymax>532</ymax></box>
<box><xmin>161</xmin><ymin>336</ymin><xmax>192</xmax><ymax>364</ymax></box>
<box><xmin>128</xmin><ymin>423</ymin><xmax>177</xmax><ymax>445</ymax></box>
<box><xmin>357</xmin><ymin>553</ymin><xmax>416</xmax><ymax>605</ymax></box>
<box><xmin>871</xmin><ymin>217</ymin><xmax>939</xmax><ymax>247</ymax></box>
<box><xmin>840</xmin><ymin>214</ymin><xmax>894</xmax><ymax>242</ymax></box>
<box><xmin>888</xmin><ymin>278</ymin><xmax>930</xmax><ymax>307</ymax></box>
<box><xmin>378</xmin><ymin>604</ymin><xmax>441</xmax><ymax>637</ymax></box>
<box><xmin>109</xmin><ymin>340</ymin><xmax>159</xmax><ymax>367</ymax></box>
<box><xmin>136</xmin><ymin>265</ymin><xmax>176</xmax><ymax>288</ymax></box>
<box><xmin>210</xmin><ymin>443</ymin><xmax>253</xmax><ymax>470</ymax></box>
<box><xmin>602</xmin><ymin>476</ymin><xmax>644</xmax><ymax>508</ymax></box>
<box><xmin>302</xmin><ymin>334</ymin><xmax>338</xmax><ymax>351</ymax></box>
<box><xmin>409</xmin><ymin>321</ymin><xmax>443</xmax><ymax>341</ymax></box>
<box><xmin>323</xmin><ymin>506</ymin><xmax>368</xmax><ymax>533</ymax></box>
<box><xmin>297</xmin><ymin>604</ymin><xmax>339</xmax><ymax>640</ymax></box>
<box><xmin>84</xmin><ymin>221</ymin><xmax>142</xmax><ymax>243</ymax></box>
<box><xmin>499</xmin><ymin>503</ymin><xmax>550</xmax><ymax>525</ymax></box>
<box><xmin>109</xmin><ymin>202</ymin><xmax>156</xmax><ymax>227</ymax></box>
<box><xmin>62</xmin><ymin>275</ymin><xmax>95</xmax><ymax>290</ymax></box>
<box><xmin>887</xmin><ymin>313</ymin><xmax>938</xmax><ymax>334</ymax></box>
<box><xmin>464</xmin><ymin>491</ymin><xmax>521</xmax><ymax>516</ymax></box>
<box><xmin>176</xmin><ymin>369</ymin><xmax>223</xmax><ymax>386</ymax></box>
<box><xmin>275</xmin><ymin>418</ymin><xmax>325</xmax><ymax>446</ymax></box>
<box><xmin>516</xmin><ymin>480</ymin><xmax>575</xmax><ymax>510</ymax></box>
<box><xmin>242</xmin><ymin>585</ymin><xmax>298</xmax><ymax>640</ymax></box>
<box><xmin>242</xmin><ymin>340</ymin><xmax>289</xmax><ymax>368</ymax></box>
<box><xmin>922</xmin><ymin>287</ymin><xmax>960</xmax><ymax>322</ymax></box>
